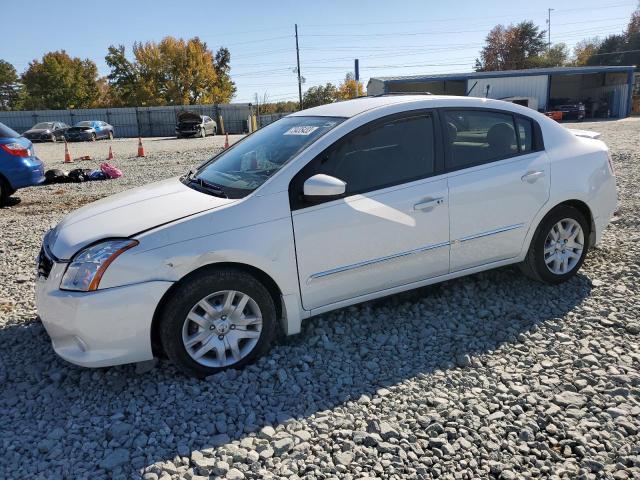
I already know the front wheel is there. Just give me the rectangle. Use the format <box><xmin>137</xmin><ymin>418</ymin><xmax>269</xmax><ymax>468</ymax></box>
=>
<box><xmin>51</xmin><ymin>134</ymin><xmax>57</xmax><ymax>142</ymax></box>
<box><xmin>91</xmin><ymin>133</ymin><xmax>96</xmax><ymax>142</ymax></box>
<box><xmin>159</xmin><ymin>268</ymin><xmax>277</xmax><ymax>377</ymax></box>
<box><xmin>519</xmin><ymin>205</ymin><xmax>589</xmax><ymax>284</ymax></box>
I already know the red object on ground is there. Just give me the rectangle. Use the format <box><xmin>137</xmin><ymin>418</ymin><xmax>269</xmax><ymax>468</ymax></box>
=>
<box><xmin>107</xmin><ymin>145</ymin><xmax>114</xmax><ymax>160</ymax></box>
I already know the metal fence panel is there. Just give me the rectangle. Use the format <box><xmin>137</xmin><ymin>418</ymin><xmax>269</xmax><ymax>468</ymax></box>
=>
<box><xmin>0</xmin><ymin>103</ymin><xmax>253</xmax><ymax>137</ymax></box>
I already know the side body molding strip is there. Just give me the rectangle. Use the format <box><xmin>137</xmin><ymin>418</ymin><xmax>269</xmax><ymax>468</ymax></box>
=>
<box><xmin>308</xmin><ymin>241</ymin><xmax>450</xmax><ymax>283</ymax></box>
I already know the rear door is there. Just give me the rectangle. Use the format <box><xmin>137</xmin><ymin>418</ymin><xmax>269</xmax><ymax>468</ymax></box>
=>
<box><xmin>444</xmin><ymin>109</ymin><xmax>550</xmax><ymax>272</ymax></box>
<box><xmin>290</xmin><ymin>110</ymin><xmax>450</xmax><ymax>310</ymax></box>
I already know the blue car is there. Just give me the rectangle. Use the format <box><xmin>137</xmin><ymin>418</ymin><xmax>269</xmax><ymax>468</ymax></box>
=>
<box><xmin>65</xmin><ymin>120</ymin><xmax>114</xmax><ymax>142</ymax></box>
<box><xmin>0</xmin><ymin>122</ymin><xmax>45</xmax><ymax>206</ymax></box>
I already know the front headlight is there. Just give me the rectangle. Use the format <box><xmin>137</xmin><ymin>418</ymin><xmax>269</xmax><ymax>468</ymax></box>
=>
<box><xmin>60</xmin><ymin>239</ymin><xmax>138</xmax><ymax>292</ymax></box>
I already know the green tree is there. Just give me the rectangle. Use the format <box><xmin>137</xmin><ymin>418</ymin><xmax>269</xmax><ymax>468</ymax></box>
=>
<box><xmin>475</xmin><ymin>21</ymin><xmax>547</xmax><ymax>71</ymax></box>
<box><xmin>585</xmin><ymin>8</ymin><xmax>640</xmax><ymax>66</ymax></box>
<box><xmin>21</xmin><ymin>51</ymin><xmax>101</xmax><ymax>109</ymax></box>
<box><xmin>532</xmin><ymin>43</ymin><xmax>569</xmax><ymax>67</ymax></box>
<box><xmin>572</xmin><ymin>38</ymin><xmax>601</xmax><ymax>66</ymax></box>
<box><xmin>0</xmin><ymin>60</ymin><xmax>21</xmax><ymax>110</ymax></box>
<box><xmin>303</xmin><ymin>83</ymin><xmax>338</xmax><ymax>108</ymax></box>
<box><xmin>105</xmin><ymin>45</ymin><xmax>140</xmax><ymax>106</ymax></box>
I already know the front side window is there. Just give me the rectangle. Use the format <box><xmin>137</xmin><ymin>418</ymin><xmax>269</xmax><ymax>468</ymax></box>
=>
<box><xmin>188</xmin><ymin>116</ymin><xmax>344</xmax><ymax>198</ymax></box>
<box><xmin>444</xmin><ymin>110</ymin><xmax>519</xmax><ymax>170</ymax></box>
<box><xmin>310</xmin><ymin>113</ymin><xmax>435</xmax><ymax>196</ymax></box>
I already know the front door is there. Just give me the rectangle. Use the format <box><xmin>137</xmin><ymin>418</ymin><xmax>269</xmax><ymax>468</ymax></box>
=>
<box><xmin>443</xmin><ymin>109</ymin><xmax>550</xmax><ymax>272</ymax></box>
<box><xmin>290</xmin><ymin>111</ymin><xmax>450</xmax><ymax>311</ymax></box>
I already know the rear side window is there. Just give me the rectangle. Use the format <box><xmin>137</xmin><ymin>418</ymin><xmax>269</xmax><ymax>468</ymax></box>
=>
<box><xmin>319</xmin><ymin>114</ymin><xmax>435</xmax><ymax>196</ymax></box>
<box><xmin>516</xmin><ymin>117</ymin><xmax>534</xmax><ymax>152</ymax></box>
<box><xmin>0</xmin><ymin>122</ymin><xmax>20</xmax><ymax>138</ymax></box>
<box><xmin>444</xmin><ymin>110</ymin><xmax>518</xmax><ymax>170</ymax></box>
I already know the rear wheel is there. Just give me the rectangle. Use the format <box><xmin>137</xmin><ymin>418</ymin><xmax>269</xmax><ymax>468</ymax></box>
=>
<box><xmin>0</xmin><ymin>177</ymin><xmax>13</xmax><ymax>207</ymax></box>
<box><xmin>108</xmin><ymin>131</ymin><xmax>114</xmax><ymax>140</ymax></box>
<box><xmin>159</xmin><ymin>268</ymin><xmax>277</xmax><ymax>377</ymax></box>
<box><xmin>91</xmin><ymin>133</ymin><xmax>96</xmax><ymax>141</ymax></box>
<box><xmin>519</xmin><ymin>205</ymin><xmax>589</xmax><ymax>284</ymax></box>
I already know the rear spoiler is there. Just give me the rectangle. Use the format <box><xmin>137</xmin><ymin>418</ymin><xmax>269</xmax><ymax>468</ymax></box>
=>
<box><xmin>568</xmin><ymin>129</ymin><xmax>601</xmax><ymax>140</ymax></box>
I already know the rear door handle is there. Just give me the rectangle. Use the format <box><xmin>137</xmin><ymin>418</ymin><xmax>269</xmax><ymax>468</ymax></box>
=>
<box><xmin>521</xmin><ymin>170</ymin><xmax>545</xmax><ymax>183</ymax></box>
<box><xmin>414</xmin><ymin>197</ymin><xmax>444</xmax><ymax>211</ymax></box>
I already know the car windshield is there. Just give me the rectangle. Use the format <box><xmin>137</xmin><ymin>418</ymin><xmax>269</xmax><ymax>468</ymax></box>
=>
<box><xmin>33</xmin><ymin>122</ymin><xmax>54</xmax><ymax>129</ymax></box>
<box><xmin>0</xmin><ymin>122</ymin><xmax>20</xmax><ymax>138</ymax></box>
<box><xmin>187</xmin><ymin>116</ymin><xmax>344</xmax><ymax>198</ymax></box>
<box><xmin>75</xmin><ymin>121</ymin><xmax>93</xmax><ymax>127</ymax></box>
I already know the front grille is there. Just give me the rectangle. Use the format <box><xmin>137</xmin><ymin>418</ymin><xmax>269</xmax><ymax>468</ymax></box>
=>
<box><xmin>37</xmin><ymin>246</ymin><xmax>53</xmax><ymax>278</ymax></box>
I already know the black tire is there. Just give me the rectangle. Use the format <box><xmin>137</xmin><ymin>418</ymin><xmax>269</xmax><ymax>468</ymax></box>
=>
<box><xmin>51</xmin><ymin>134</ymin><xmax>57</xmax><ymax>142</ymax></box>
<box><xmin>159</xmin><ymin>268</ymin><xmax>277</xmax><ymax>377</ymax></box>
<box><xmin>519</xmin><ymin>205</ymin><xmax>590</xmax><ymax>284</ymax></box>
<box><xmin>212</xmin><ymin>127</ymin><xmax>217</xmax><ymax>136</ymax></box>
<box><xmin>91</xmin><ymin>133</ymin><xmax>96</xmax><ymax>142</ymax></box>
<box><xmin>108</xmin><ymin>131</ymin><xmax>114</xmax><ymax>140</ymax></box>
<box><xmin>0</xmin><ymin>176</ymin><xmax>13</xmax><ymax>207</ymax></box>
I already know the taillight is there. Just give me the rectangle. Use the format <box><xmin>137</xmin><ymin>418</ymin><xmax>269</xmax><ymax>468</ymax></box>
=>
<box><xmin>0</xmin><ymin>142</ymin><xmax>30</xmax><ymax>157</ymax></box>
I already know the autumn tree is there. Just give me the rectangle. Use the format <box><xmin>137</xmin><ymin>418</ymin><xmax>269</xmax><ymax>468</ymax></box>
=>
<box><xmin>21</xmin><ymin>51</ymin><xmax>102</xmax><ymax>109</ymax></box>
<box><xmin>337</xmin><ymin>73</ymin><xmax>365</xmax><ymax>100</ymax></box>
<box><xmin>0</xmin><ymin>60</ymin><xmax>21</xmax><ymax>110</ymax></box>
<box><xmin>303</xmin><ymin>83</ymin><xmax>338</xmax><ymax>108</ymax></box>
<box><xmin>105</xmin><ymin>37</ymin><xmax>236</xmax><ymax>106</ymax></box>
<box><xmin>475</xmin><ymin>21</ymin><xmax>547</xmax><ymax>71</ymax></box>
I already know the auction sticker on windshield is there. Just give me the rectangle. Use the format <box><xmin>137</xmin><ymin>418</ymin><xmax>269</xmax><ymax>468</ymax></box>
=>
<box><xmin>284</xmin><ymin>126</ymin><xmax>319</xmax><ymax>135</ymax></box>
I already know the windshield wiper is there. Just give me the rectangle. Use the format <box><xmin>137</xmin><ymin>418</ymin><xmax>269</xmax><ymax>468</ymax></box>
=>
<box><xmin>185</xmin><ymin>174</ymin><xmax>228</xmax><ymax>198</ymax></box>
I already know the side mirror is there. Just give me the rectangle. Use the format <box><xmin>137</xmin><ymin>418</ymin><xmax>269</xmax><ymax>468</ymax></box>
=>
<box><xmin>303</xmin><ymin>174</ymin><xmax>346</xmax><ymax>200</ymax></box>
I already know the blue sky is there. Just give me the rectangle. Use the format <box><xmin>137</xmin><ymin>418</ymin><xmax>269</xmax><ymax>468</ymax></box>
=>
<box><xmin>1</xmin><ymin>0</ymin><xmax>637</xmax><ymax>104</ymax></box>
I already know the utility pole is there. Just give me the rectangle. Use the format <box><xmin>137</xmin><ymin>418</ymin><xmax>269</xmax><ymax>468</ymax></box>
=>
<box><xmin>354</xmin><ymin>59</ymin><xmax>360</xmax><ymax>82</ymax></box>
<box><xmin>547</xmin><ymin>8</ymin><xmax>554</xmax><ymax>52</ymax></box>
<box><xmin>295</xmin><ymin>24</ymin><xmax>303</xmax><ymax>110</ymax></box>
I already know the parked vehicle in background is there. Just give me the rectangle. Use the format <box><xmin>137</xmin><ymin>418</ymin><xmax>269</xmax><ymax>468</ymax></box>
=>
<box><xmin>36</xmin><ymin>95</ymin><xmax>617</xmax><ymax>377</ymax></box>
<box><xmin>23</xmin><ymin>122</ymin><xmax>70</xmax><ymax>142</ymax></box>
<box><xmin>65</xmin><ymin>121</ymin><xmax>114</xmax><ymax>142</ymax></box>
<box><xmin>0</xmin><ymin>122</ymin><xmax>45</xmax><ymax>206</ymax></box>
<box><xmin>176</xmin><ymin>111</ymin><xmax>217</xmax><ymax>138</ymax></box>
<box><xmin>556</xmin><ymin>103</ymin><xmax>586</xmax><ymax>121</ymax></box>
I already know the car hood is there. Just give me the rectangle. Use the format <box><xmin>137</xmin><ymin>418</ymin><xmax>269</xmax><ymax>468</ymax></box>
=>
<box><xmin>176</xmin><ymin>111</ymin><xmax>203</xmax><ymax>123</ymax></box>
<box><xmin>48</xmin><ymin>177</ymin><xmax>236</xmax><ymax>259</ymax></box>
<box><xmin>24</xmin><ymin>128</ymin><xmax>50</xmax><ymax>134</ymax></box>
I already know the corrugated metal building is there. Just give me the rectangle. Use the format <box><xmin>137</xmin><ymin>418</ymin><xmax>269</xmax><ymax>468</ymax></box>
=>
<box><xmin>367</xmin><ymin>66</ymin><xmax>636</xmax><ymax>118</ymax></box>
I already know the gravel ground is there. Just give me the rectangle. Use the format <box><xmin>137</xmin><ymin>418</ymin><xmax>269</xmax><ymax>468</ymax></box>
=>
<box><xmin>0</xmin><ymin>119</ymin><xmax>639</xmax><ymax>479</ymax></box>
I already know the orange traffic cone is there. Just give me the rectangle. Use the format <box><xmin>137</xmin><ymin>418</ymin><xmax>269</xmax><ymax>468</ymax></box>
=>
<box><xmin>107</xmin><ymin>145</ymin><xmax>114</xmax><ymax>160</ymax></box>
<box><xmin>224</xmin><ymin>133</ymin><xmax>229</xmax><ymax>149</ymax></box>
<box><xmin>137</xmin><ymin>137</ymin><xmax>145</xmax><ymax>157</ymax></box>
<box><xmin>64</xmin><ymin>140</ymin><xmax>73</xmax><ymax>163</ymax></box>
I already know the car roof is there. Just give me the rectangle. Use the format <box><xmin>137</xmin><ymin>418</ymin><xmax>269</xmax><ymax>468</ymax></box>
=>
<box><xmin>288</xmin><ymin>94</ymin><xmax>537</xmax><ymax>118</ymax></box>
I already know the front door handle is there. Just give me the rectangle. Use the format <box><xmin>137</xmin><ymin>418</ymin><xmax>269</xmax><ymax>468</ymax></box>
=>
<box><xmin>521</xmin><ymin>170</ymin><xmax>546</xmax><ymax>183</ymax></box>
<box><xmin>414</xmin><ymin>197</ymin><xmax>444</xmax><ymax>211</ymax></box>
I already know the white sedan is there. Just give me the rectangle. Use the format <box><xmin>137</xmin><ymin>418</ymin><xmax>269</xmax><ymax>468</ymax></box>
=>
<box><xmin>36</xmin><ymin>95</ymin><xmax>617</xmax><ymax>377</ymax></box>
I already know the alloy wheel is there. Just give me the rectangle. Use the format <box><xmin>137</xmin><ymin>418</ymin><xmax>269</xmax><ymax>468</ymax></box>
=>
<box><xmin>181</xmin><ymin>290</ymin><xmax>263</xmax><ymax>368</ymax></box>
<box><xmin>543</xmin><ymin>218</ymin><xmax>584</xmax><ymax>275</ymax></box>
